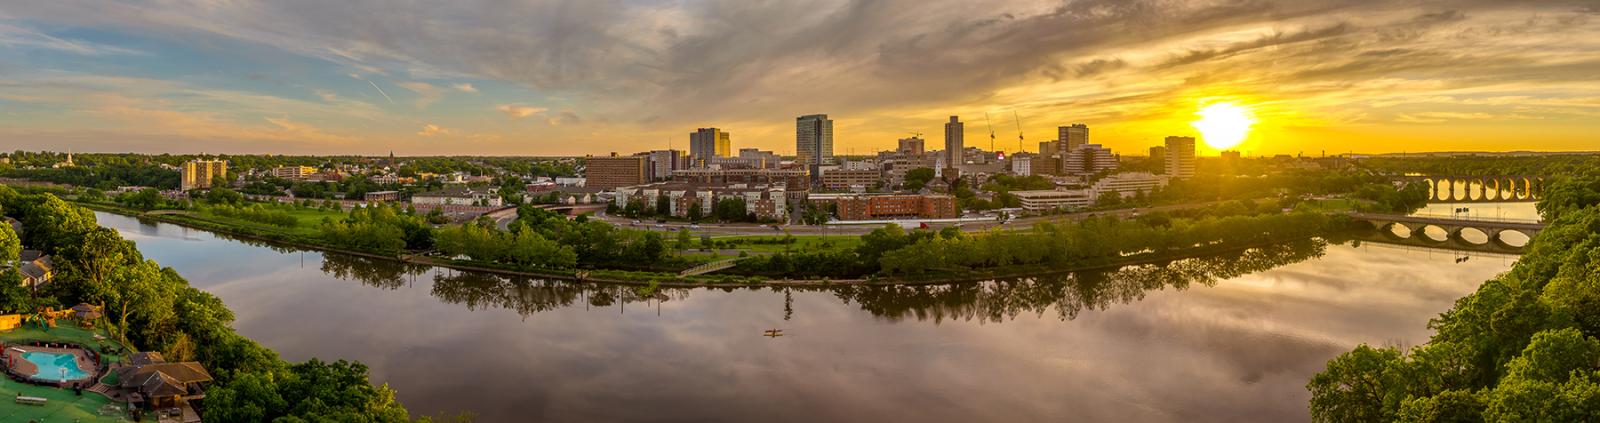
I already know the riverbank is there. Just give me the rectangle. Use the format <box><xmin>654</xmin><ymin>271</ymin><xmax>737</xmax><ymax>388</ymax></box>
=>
<box><xmin>80</xmin><ymin>200</ymin><xmax>1364</xmax><ymax>288</ymax></box>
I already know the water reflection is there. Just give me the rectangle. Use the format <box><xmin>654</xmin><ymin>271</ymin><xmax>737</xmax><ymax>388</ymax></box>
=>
<box><xmin>94</xmin><ymin>211</ymin><xmax>1508</xmax><ymax>422</ymax></box>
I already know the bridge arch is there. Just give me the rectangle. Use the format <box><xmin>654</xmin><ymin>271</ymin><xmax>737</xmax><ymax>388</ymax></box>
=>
<box><xmin>1452</xmin><ymin>227</ymin><xmax>1492</xmax><ymax>245</ymax></box>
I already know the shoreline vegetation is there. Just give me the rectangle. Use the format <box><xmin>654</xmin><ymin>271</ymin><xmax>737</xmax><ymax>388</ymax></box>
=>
<box><xmin>72</xmin><ymin>197</ymin><xmax>1362</xmax><ymax>288</ymax></box>
<box><xmin>1308</xmin><ymin>173</ymin><xmax>1600</xmax><ymax>421</ymax></box>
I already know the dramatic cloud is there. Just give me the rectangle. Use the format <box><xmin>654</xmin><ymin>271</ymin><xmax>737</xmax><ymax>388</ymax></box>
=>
<box><xmin>1</xmin><ymin>0</ymin><xmax>1598</xmax><ymax>154</ymax></box>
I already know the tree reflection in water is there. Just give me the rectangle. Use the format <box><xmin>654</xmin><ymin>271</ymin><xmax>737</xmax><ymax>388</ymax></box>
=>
<box><xmin>313</xmin><ymin>239</ymin><xmax>1327</xmax><ymax>322</ymax></box>
<box><xmin>827</xmin><ymin>238</ymin><xmax>1327</xmax><ymax>323</ymax></box>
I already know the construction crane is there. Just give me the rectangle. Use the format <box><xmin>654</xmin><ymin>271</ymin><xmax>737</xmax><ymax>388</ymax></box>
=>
<box><xmin>984</xmin><ymin>113</ymin><xmax>997</xmax><ymax>153</ymax></box>
<box><xmin>1013</xmin><ymin>110</ymin><xmax>1025</xmax><ymax>153</ymax></box>
<box><xmin>907</xmin><ymin>131</ymin><xmax>923</xmax><ymax>139</ymax></box>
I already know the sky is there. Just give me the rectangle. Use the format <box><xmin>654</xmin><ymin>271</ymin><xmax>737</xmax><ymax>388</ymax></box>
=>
<box><xmin>1</xmin><ymin>0</ymin><xmax>1598</xmax><ymax>157</ymax></box>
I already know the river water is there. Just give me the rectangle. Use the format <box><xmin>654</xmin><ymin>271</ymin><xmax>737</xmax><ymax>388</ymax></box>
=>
<box><xmin>96</xmin><ymin>204</ymin><xmax>1535</xmax><ymax>422</ymax></box>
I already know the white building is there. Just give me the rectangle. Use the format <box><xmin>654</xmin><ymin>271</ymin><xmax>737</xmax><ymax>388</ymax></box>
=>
<box><xmin>1091</xmin><ymin>172</ymin><xmax>1168</xmax><ymax>199</ymax></box>
<box><xmin>1012</xmin><ymin>189</ymin><xmax>1093</xmax><ymax>211</ymax></box>
<box><xmin>412</xmin><ymin>187</ymin><xmax>503</xmax><ymax>207</ymax></box>
<box><xmin>1061</xmin><ymin>144</ymin><xmax>1116</xmax><ymax>176</ymax></box>
<box><xmin>1165</xmin><ymin>136</ymin><xmax>1196</xmax><ymax>179</ymax></box>
<box><xmin>1010</xmin><ymin>153</ymin><xmax>1032</xmax><ymax>176</ymax></box>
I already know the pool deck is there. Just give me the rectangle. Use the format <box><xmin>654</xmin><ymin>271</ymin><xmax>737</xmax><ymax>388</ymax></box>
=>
<box><xmin>4</xmin><ymin>345</ymin><xmax>97</xmax><ymax>384</ymax></box>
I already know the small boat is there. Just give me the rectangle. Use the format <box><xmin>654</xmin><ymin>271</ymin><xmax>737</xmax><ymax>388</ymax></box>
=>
<box><xmin>763</xmin><ymin>329</ymin><xmax>783</xmax><ymax>337</ymax></box>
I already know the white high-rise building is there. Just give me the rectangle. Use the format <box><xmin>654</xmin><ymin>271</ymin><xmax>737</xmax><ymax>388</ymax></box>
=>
<box><xmin>1165</xmin><ymin>136</ymin><xmax>1197</xmax><ymax>179</ymax></box>
<box><xmin>944</xmin><ymin>116</ymin><xmax>964</xmax><ymax>167</ymax></box>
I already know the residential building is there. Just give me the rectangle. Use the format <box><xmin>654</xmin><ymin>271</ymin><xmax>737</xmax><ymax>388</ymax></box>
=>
<box><xmin>944</xmin><ymin>116</ymin><xmax>964</xmax><ymax>166</ymax></box>
<box><xmin>672</xmin><ymin>168</ymin><xmax>810</xmax><ymax>188</ymax></box>
<box><xmin>412</xmin><ymin>187</ymin><xmax>504</xmax><ymax>207</ymax></box>
<box><xmin>796</xmin><ymin>114</ymin><xmax>834</xmax><ymax>166</ymax></box>
<box><xmin>1092</xmin><ymin>172</ymin><xmax>1168</xmax><ymax>199</ymax></box>
<box><xmin>690</xmin><ymin>128</ymin><xmax>731</xmax><ymax>166</ymax></box>
<box><xmin>271</xmin><ymin>165</ymin><xmax>318</xmax><ymax>180</ymax></box>
<box><xmin>364</xmin><ymin>191</ymin><xmax>401</xmax><ymax>202</ymax></box>
<box><xmin>1221</xmin><ymin>150</ymin><xmax>1242</xmax><ymax>161</ymax></box>
<box><xmin>1010</xmin><ymin>152</ymin><xmax>1033</xmax><ymax>176</ymax></box>
<box><xmin>1058</xmin><ymin>123</ymin><xmax>1088</xmax><ymax>151</ymax></box>
<box><xmin>613</xmin><ymin>182</ymin><xmax>789</xmax><ymax>221</ymax></box>
<box><xmin>738</xmin><ymin>148</ymin><xmax>780</xmax><ymax>168</ymax></box>
<box><xmin>883</xmin><ymin>158</ymin><xmax>938</xmax><ymax>188</ymax></box>
<box><xmin>1030</xmin><ymin>155</ymin><xmax>1060</xmax><ymax>176</ymax></box>
<box><xmin>586</xmin><ymin>154</ymin><xmax>650</xmax><ymax>190</ymax></box>
<box><xmin>180</xmin><ymin>159</ymin><xmax>227</xmax><ymax>191</ymax></box>
<box><xmin>1039</xmin><ymin>140</ymin><xmax>1060</xmax><ymax>159</ymax></box>
<box><xmin>897</xmin><ymin>137</ymin><xmax>926</xmax><ymax>156</ymax></box>
<box><xmin>812</xmin><ymin>194</ymin><xmax>959</xmax><ymax>221</ymax></box>
<box><xmin>820</xmin><ymin>169</ymin><xmax>882</xmax><ymax>190</ymax></box>
<box><xmin>1149</xmin><ymin>146</ymin><xmax>1167</xmax><ymax>163</ymax></box>
<box><xmin>1012</xmin><ymin>189</ymin><xmax>1093</xmax><ymax>211</ymax></box>
<box><xmin>1165</xmin><ymin>136</ymin><xmax>1197</xmax><ymax>179</ymax></box>
<box><xmin>110</xmin><ymin>352</ymin><xmax>213</xmax><ymax>413</ymax></box>
<box><xmin>1061</xmin><ymin>144</ymin><xmax>1117</xmax><ymax>176</ymax></box>
<box><xmin>15</xmin><ymin>250</ymin><xmax>53</xmax><ymax>287</ymax></box>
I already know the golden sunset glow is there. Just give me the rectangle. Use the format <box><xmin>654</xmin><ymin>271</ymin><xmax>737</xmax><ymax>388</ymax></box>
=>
<box><xmin>1191</xmin><ymin>103</ymin><xmax>1256</xmax><ymax>151</ymax></box>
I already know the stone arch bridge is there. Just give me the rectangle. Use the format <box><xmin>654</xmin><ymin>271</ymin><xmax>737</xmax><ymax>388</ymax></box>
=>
<box><xmin>1393</xmin><ymin>175</ymin><xmax>1546</xmax><ymax>203</ymax></box>
<box><xmin>1350</xmin><ymin>212</ymin><xmax>1545</xmax><ymax>248</ymax></box>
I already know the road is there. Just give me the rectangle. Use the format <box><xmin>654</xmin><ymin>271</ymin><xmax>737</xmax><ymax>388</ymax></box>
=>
<box><xmin>596</xmin><ymin>199</ymin><xmax>1242</xmax><ymax>237</ymax></box>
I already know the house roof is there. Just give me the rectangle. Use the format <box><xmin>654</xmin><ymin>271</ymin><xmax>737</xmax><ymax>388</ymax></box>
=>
<box><xmin>129</xmin><ymin>351</ymin><xmax>165</xmax><ymax>366</ymax></box>
<box><xmin>115</xmin><ymin>362</ymin><xmax>213</xmax><ymax>397</ymax></box>
<box><xmin>19</xmin><ymin>263</ymin><xmax>48</xmax><ymax>281</ymax></box>
<box><xmin>19</xmin><ymin>250</ymin><xmax>44</xmax><ymax>263</ymax></box>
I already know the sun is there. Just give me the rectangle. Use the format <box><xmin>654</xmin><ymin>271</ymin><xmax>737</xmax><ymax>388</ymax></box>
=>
<box><xmin>1191</xmin><ymin>103</ymin><xmax>1255</xmax><ymax>151</ymax></box>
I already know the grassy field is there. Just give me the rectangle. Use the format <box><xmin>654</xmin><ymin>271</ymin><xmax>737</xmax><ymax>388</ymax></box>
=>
<box><xmin>188</xmin><ymin>205</ymin><xmax>347</xmax><ymax>237</ymax></box>
<box><xmin>716</xmin><ymin>235</ymin><xmax>862</xmax><ymax>253</ymax></box>
<box><xmin>1295</xmin><ymin>198</ymin><xmax>1363</xmax><ymax>213</ymax></box>
<box><xmin>1</xmin><ymin>325</ymin><xmax>133</xmax><ymax>422</ymax></box>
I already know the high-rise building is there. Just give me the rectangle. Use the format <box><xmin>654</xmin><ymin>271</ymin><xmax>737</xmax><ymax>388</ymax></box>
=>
<box><xmin>181</xmin><ymin>159</ymin><xmax>228</xmax><ymax>191</ymax></box>
<box><xmin>1165</xmin><ymin>136</ymin><xmax>1197</xmax><ymax>179</ymax></box>
<box><xmin>1058</xmin><ymin>124</ymin><xmax>1088</xmax><ymax>151</ymax></box>
<box><xmin>1061</xmin><ymin>144</ymin><xmax>1117</xmax><ymax>176</ymax></box>
<box><xmin>897</xmin><ymin>137</ymin><xmax>925</xmax><ymax>156</ymax></box>
<box><xmin>641</xmin><ymin>150</ymin><xmax>686</xmax><ymax>181</ymax></box>
<box><xmin>586</xmin><ymin>153</ymin><xmax>649</xmax><ymax>190</ymax></box>
<box><xmin>689</xmin><ymin>128</ymin><xmax>731</xmax><ymax>166</ymax></box>
<box><xmin>944</xmin><ymin>116</ymin><xmax>964</xmax><ymax>166</ymax></box>
<box><xmin>796</xmin><ymin>115</ymin><xmax>834</xmax><ymax>167</ymax></box>
<box><xmin>1148</xmin><ymin>146</ymin><xmax>1167</xmax><ymax>160</ymax></box>
<box><xmin>1039</xmin><ymin>140</ymin><xmax>1060</xmax><ymax>159</ymax></box>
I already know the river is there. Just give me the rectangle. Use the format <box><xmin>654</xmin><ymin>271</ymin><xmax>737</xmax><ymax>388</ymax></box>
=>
<box><xmin>95</xmin><ymin>204</ymin><xmax>1535</xmax><ymax>422</ymax></box>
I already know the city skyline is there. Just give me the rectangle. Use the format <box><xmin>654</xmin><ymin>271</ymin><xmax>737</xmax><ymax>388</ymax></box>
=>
<box><xmin>1</xmin><ymin>1</ymin><xmax>1598</xmax><ymax>156</ymax></box>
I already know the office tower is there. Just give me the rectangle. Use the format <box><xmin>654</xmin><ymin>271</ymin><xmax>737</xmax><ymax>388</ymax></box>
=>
<box><xmin>795</xmin><ymin>114</ymin><xmax>834</xmax><ymax>166</ymax></box>
<box><xmin>1061</xmin><ymin>144</ymin><xmax>1117</xmax><ymax>176</ymax></box>
<box><xmin>944</xmin><ymin>116</ymin><xmax>964</xmax><ymax>166</ymax></box>
<box><xmin>897</xmin><ymin>137</ymin><xmax>925</xmax><ymax>156</ymax></box>
<box><xmin>586</xmin><ymin>153</ymin><xmax>650</xmax><ymax>189</ymax></box>
<box><xmin>642</xmin><ymin>150</ymin><xmax>686</xmax><ymax>181</ymax></box>
<box><xmin>1058</xmin><ymin>123</ymin><xmax>1088</xmax><ymax>151</ymax></box>
<box><xmin>690</xmin><ymin>128</ymin><xmax>731</xmax><ymax>167</ymax></box>
<box><xmin>181</xmin><ymin>159</ymin><xmax>228</xmax><ymax>191</ymax></box>
<box><xmin>1039</xmin><ymin>140</ymin><xmax>1060</xmax><ymax>158</ymax></box>
<box><xmin>1165</xmin><ymin>136</ymin><xmax>1197</xmax><ymax>179</ymax></box>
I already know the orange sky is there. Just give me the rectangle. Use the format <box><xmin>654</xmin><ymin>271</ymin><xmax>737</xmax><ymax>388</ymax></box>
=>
<box><xmin>1</xmin><ymin>1</ymin><xmax>1597</xmax><ymax>156</ymax></box>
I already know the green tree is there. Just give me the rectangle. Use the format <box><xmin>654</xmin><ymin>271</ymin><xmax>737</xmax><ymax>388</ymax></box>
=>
<box><xmin>1308</xmin><ymin>345</ymin><xmax>1402</xmax><ymax>422</ymax></box>
<box><xmin>687</xmin><ymin>202</ymin><xmax>704</xmax><ymax>222</ymax></box>
<box><xmin>904</xmin><ymin>167</ymin><xmax>936</xmax><ymax>191</ymax></box>
<box><xmin>656</xmin><ymin>195</ymin><xmax>672</xmax><ymax>216</ymax></box>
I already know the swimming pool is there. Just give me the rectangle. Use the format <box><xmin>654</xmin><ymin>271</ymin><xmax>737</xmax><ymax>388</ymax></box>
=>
<box><xmin>21</xmin><ymin>351</ymin><xmax>89</xmax><ymax>382</ymax></box>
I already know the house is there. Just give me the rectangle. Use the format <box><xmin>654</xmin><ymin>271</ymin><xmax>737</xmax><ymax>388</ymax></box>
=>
<box><xmin>15</xmin><ymin>250</ymin><xmax>53</xmax><ymax>287</ymax></box>
<box><xmin>112</xmin><ymin>352</ymin><xmax>213</xmax><ymax>418</ymax></box>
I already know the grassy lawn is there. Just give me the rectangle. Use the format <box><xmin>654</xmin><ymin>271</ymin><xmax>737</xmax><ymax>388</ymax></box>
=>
<box><xmin>1</xmin><ymin>325</ymin><xmax>133</xmax><ymax>422</ymax></box>
<box><xmin>716</xmin><ymin>235</ymin><xmax>862</xmax><ymax>253</ymax></box>
<box><xmin>189</xmin><ymin>204</ymin><xmax>346</xmax><ymax>237</ymax></box>
<box><xmin>1296</xmin><ymin>198</ymin><xmax>1363</xmax><ymax>213</ymax></box>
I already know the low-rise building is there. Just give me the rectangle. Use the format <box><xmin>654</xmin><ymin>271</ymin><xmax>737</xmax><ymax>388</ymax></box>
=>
<box><xmin>412</xmin><ymin>187</ymin><xmax>503</xmax><ymax>207</ymax></box>
<box><xmin>1012</xmin><ymin>190</ymin><xmax>1093</xmax><ymax>211</ymax></box>
<box><xmin>1091</xmin><ymin>172</ymin><xmax>1167</xmax><ymax>199</ymax></box>
<box><xmin>820</xmin><ymin>169</ymin><xmax>882</xmax><ymax>190</ymax></box>
<box><xmin>364</xmin><ymin>191</ymin><xmax>401</xmax><ymax>203</ymax></box>
<box><xmin>613</xmin><ymin>182</ymin><xmax>789</xmax><ymax>221</ymax></box>
<box><xmin>271</xmin><ymin>165</ymin><xmax>319</xmax><ymax>180</ymax></box>
<box><xmin>808</xmin><ymin>194</ymin><xmax>958</xmax><ymax>221</ymax></box>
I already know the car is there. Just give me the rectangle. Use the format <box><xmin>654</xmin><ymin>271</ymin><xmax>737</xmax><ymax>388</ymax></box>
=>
<box><xmin>690</xmin><ymin>224</ymin><xmax>700</xmax><ymax>229</ymax></box>
<box><xmin>631</xmin><ymin>220</ymin><xmax>640</xmax><ymax>225</ymax></box>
